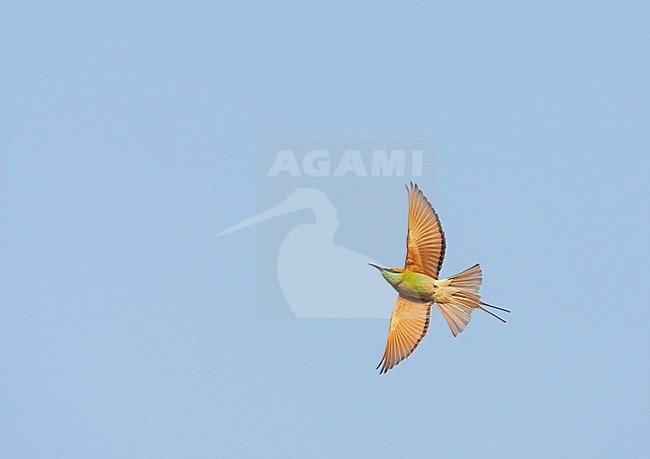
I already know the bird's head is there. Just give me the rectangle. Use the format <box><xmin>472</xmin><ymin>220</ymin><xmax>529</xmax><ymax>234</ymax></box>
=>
<box><xmin>368</xmin><ymin>263</ymin><xmax>404</xmax><ymax>288</ymax></box>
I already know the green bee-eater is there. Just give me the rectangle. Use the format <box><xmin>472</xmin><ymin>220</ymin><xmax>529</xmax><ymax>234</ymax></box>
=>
<box><xmin>370</xmin><ymin>183</ymin><xmax>509</xmax><ymax>374</ymax></box>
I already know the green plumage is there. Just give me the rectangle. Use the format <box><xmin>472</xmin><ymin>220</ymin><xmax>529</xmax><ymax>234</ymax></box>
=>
<box><xmin>381</xmin><ymin>269</ymin><xmax>435</xmax><ymax>302</ymax></box>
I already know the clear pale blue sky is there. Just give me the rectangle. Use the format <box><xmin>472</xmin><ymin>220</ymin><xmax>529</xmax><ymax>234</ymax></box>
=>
<box><xmin>1</xmin><ymin>2</ymin><xmax>649</xmax><ymax>457</ymax></box>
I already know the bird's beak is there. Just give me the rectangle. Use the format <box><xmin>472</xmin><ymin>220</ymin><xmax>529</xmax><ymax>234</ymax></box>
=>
<box><xmin>216</xmin><ymin>195</ymin><xmax>298</xmax><ymax>237</ymax></box>
<box><xmin>368</xmin><ymin>263</ymin><xmax>385</xmax><ymax>272</ymax></box>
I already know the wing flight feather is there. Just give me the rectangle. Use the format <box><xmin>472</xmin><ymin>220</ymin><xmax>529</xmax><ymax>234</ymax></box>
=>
<box><xmin>377</xmin><ymin>296</ymin><xmax>432</xmax><ymax>374</ymax></box>
<box><xmin>404</xmin><ymin>183</ymin><xmax>446</xmax><ymax>279</ymax></box>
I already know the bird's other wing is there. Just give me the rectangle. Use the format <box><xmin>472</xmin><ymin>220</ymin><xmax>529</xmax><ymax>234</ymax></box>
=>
<box><xmin>403</xmin><ymin>182</ymin><xmax>446</xmax><ymax>279</ymax></box>
<box><xmin>377</xmin><ymin>296</ymin><xmax>432</xmax><ymax>374</ymax></box>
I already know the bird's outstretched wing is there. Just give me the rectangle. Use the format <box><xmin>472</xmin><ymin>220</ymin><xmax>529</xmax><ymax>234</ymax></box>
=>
<box><xmin>403</xmin><ymin>182</ymin><xmax>446</xmax><ymax>279</ymax></box>
<box><xmin>377</xmin><ymin>296</ymin><xmax>432</xmax><ymax>374</ymax></box>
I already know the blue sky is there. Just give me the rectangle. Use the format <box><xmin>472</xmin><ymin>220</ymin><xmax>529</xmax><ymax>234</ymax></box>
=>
<box><xmin>1</xmin><ymin>2</ymin><xmax>649</xmax><ymax>457</ymax></box>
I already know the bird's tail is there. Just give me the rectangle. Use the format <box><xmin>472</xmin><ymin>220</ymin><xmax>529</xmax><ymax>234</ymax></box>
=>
<box><xmin>435</xmin><ymin>264</ymin><xmax>510</xmax><ymax>336</ymax></box>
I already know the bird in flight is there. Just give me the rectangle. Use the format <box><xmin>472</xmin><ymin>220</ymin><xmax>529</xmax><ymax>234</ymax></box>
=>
<box><xmin>370</xmin><ymin>183</ymin><xmax>510</xmax><ymax>374</ymax></box>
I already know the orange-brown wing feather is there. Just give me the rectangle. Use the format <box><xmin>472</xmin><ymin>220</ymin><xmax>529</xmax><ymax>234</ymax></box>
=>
<box><xmin>404</xmin><ymin>182</ymin><xmax>446</xmax><ymax>279</ymax></box>
<box><xmin>377</xmin><ymin>296</ymin><xmax>432</xmax><ymax>374</ymax></box>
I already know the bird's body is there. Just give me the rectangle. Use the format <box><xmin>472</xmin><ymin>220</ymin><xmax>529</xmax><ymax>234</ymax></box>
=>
<box><xmin>370</xmin><ymin>183</ymin><xmax>510</xmax><ymax>374</ymax></box>
<box><xmin>378</xmin><ymin>268</ymin><xmax>473</xmax><ymax>305</ymax></box>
